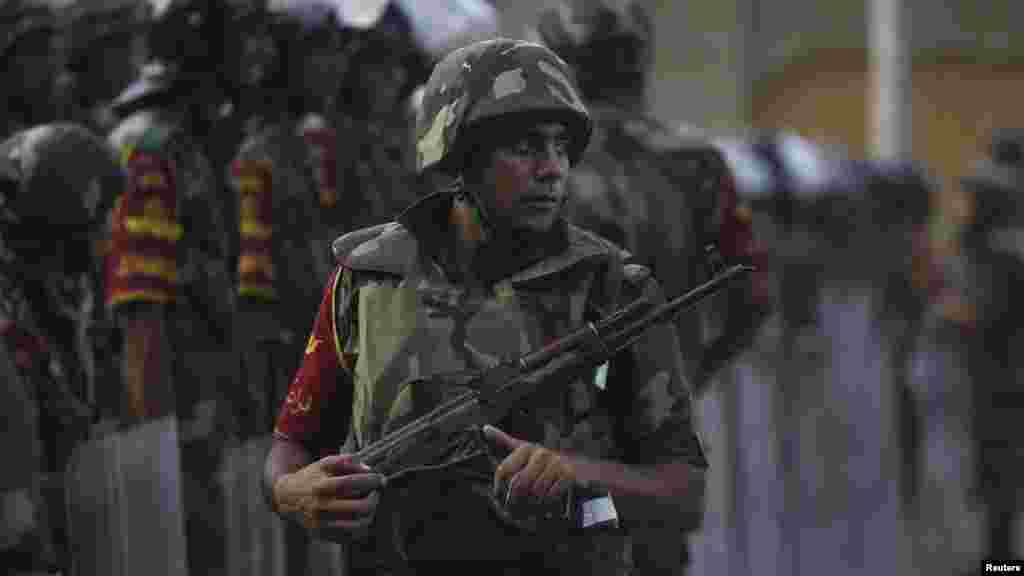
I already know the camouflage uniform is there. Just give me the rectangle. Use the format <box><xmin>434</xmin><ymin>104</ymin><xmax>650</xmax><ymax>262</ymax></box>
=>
<box><xmin>92</xmin><ymin>2</ymin><xmax>244</xmax><ymax>574</ymax></box>
<box><xmin>0</xmin><ymin>123</ymin><xmax>122</xmax><ymax>574</ymax></box>
<box><xmin>273</xmin><ymin>38</ymin><xmax>707</xmax><ymax>575</ymax></box>
<box><xmin>958</xmin><ymin>129</ymin><xmax>1024</xmax><ymax>562</ymax></box>
<box><xmin>530</xmin><ymin>3</ymin><xmax>767</xmax><ymax>573</ymax></box>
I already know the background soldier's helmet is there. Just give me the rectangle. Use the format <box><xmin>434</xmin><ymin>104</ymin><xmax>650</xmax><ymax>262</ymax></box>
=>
<box><xmin>110</xmin><ymin>0</ymin><xmax>252</xmax><ymax>115</ymax></box>
<box><xmin>528</xmin><ymin>0</ymin><xmax>651</xmax><ymax>102</ymax></box>
<box><xmin>0</xmin><ymin>0</ymin><xmax>58</xmax><ymax>61</ymax></box>
<box><xmin>62</xmin><ymin>0</ymin><xmax>150</xmax><ymax>107</ymax></box>
<box><xmin>0</xmin><ymin>125</ymin><xmax>121</xmax><ymax>264</ymax></box>
<box><xmin>336</xmin><ymin>1</ymin><xmax>430</xmax><ymax>120</ymax></box>
<box><xmin>414</xmin><ymin>38</ymin><xmax>592</xmax><ymax>175</ymax></box>
<box><xmin>266</xmin><ymin>0</ymin><xmax>345</xmax><ymax>111</ymax></box>
<box><xmin>962</xmin><ymin>129</ymin><xmax>1024</xmax><ymax>230</ymax></box>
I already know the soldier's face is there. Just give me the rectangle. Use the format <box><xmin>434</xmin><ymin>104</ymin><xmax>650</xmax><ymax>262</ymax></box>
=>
<box><xmin>477</xmin><ymin>122</ymin><xmax>571</xmax><ymax>234</ymax></box>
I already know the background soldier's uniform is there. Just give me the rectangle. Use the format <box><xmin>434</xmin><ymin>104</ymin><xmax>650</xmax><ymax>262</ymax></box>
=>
<box><xmin>531</xmin><ymin>3</ymin><xmax>765</xmax><ymax>573</ymax></box>
<box><xmin>959</xmin><ymin>129</ymin><xmax>1024</xmax><ymax>564</ymax></box>
<box><xmin>224</xmin><ymin>114</ymin><xmax>327</xmax><ymax>576</ymax></box>
<box><xmin>274</xmin><ymin>191</ymin><xmax>708</xmax><ymax>575</ymax></box>
<box><xmin>230</xmin><ymin>118</ymin><xmax>324</xmax><ymax>437</ymax></box>
<box><xmin>107</xmin><ymin>104</ymin><xmax>236</xmax><ymax>575</ymax></box>
<box><xmin>0</xmin><ymin>123</ymin><xmax>122</xmax><ymax>574</ymax></box>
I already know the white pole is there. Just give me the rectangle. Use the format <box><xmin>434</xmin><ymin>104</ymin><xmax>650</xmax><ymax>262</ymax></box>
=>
<box><xmin>868</xmin><ymin>0</ymin><xmax>912</xmax><ymax>159</ymax></box>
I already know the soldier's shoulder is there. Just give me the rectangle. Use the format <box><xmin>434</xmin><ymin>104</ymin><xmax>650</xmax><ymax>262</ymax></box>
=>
<box><xmin>108</xmin><ymin>110</ymin><xmax>180</xmax><ymax>158</ymax></box>
<box><xmin>332</xmin><ymin>222</ymin><xmax>417</xmax><ymax>276</ymax></box>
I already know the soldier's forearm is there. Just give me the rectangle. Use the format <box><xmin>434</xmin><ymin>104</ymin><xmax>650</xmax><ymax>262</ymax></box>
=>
<box><xmin>571</xmin><ymin>456</ymin><xmax>703</xmax><ymax>504</ymax></box>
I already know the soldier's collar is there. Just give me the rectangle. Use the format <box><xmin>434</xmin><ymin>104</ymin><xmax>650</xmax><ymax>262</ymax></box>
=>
<box><xmin>397</xmin><ymin>191</ymin><xmax>614</xmax><ymax>286</ymax></box>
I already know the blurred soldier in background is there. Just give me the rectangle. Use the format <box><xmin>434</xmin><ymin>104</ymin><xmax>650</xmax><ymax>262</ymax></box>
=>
<box><xmin>0</xmin><ymin>0</ymin><xmax>63</xmax><ymax>136</ymax></box>
<box><xmin>222</xmin><ymin>2</ymin><xmax>339</xmax><ymax>574</ymax></box>
<box><xmin>331</xmin><ymin>0</ymin><xmax>434</xmax><ymax>232</ymax></box>
<box><xmin>0</xmin><ymin>125</ymin><xmax>124</xmax><ymax>576</ymax></box>
<box><xmin>87</xmin><ymin>0</ymin><xmax>246</xmax><ymax>573</ymax></box>
<box><xmin>0</xmin><ymin>2</ymin><xmax>120</xmax><ymax>573</ymax></box>
<box><xmin>720</xmin><ymin>134</ymin><xmax>932</xmax><ymax>575</ymax></box>
<box><xmin>530</xmin><ymin>0</ymin><xmax>769</xmax><ymax>396</ymax></box>
<box><xmin>529</xmin><ymin>1</ymin><xmax>766</xmax><ymax>573</ymax></box>
<box><xmin>60</xmin><ymin>0</ymin><xmax>150</xmax><ymax>135</ymax></box>
<box><xmin>958</xmin><ymin>129</ymin><xmax>1024</xmax><ymax>566</ymax></box>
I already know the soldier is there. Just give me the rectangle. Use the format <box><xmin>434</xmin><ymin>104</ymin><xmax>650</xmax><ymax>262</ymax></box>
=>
<box><xmin>330</xmin><ymin>0</ymin><xmax>437</xmax><ymax>232</ymax></box>
<box><xmin>97</xmin><ymin>0</ymin><xmax>246</xmax><ymax>573</ymax></box>
<box><xmin>530</xmin><ymin>0</ymin><xmax>768</xmax><ymax>395</ymax></box>
<box><xmin>530</xmin><ymin>2</ymin><xmax>768</xmax><ymax>573</ymax></box>
<box><xmin>60</xmin><ymin>0</ymin><xmax>150</xmax><ymax>135</ymax></box>
<box><xmin>0</xmin><ymin>0</ymin><xmax>63</xmax><ymax>136</ymax></box>
<box><xmin>722</xmin><ymin>135</ymin><xmax>933</xmax><ymax>575</ymax></box>
<box><xmin>958</xmin><ymin>129</ymin><xmax>1024</xmax><ymax>566</ymax></box>
<box><xmin>0</xmin><ymin>125</ymin><xmax>123</xmax><ymax>573</ymax></box>
<box><xmin>221</xmin><ymin>3</ymin><xmax>339</xmax><ymax>575</ymax></box>
<box><xmin>265</xmin><ymin>38</ymin><xmax>708</xmax><ymax>575</ymax></box>
<box><xmin>0</xmin><ymin>2</ymin><xmax>114</xmax><ymax>573</ymax></box>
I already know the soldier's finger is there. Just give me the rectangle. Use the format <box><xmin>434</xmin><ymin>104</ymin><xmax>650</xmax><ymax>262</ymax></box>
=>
<box><xmin>531</xmin><ymin>460</ymin><xmax>563</xmax><ymax>500</ymax></box>
<box><xmin>316</xmin><ymin>473</ymin><xmax>387</xmax><ymax>498</ymax></box>
<box><xmin>319</xmin><ymin>453</ymin><xmax>372</xmax><ymax>476</ymax></box>
<box><xmin>493</xmin><ymin>445</ymin><xmax>534</xmax><ymax>497</ymax></box>
<box><xmin>483</xmin><ymin>424</ymin><xmax>525</xmax><ymax>452</ymax></box>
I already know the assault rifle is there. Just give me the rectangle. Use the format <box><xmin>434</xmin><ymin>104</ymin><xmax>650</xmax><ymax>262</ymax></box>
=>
<box><xmin>353</xmin><ymin>263</ymin><xmax>754</xmax><ymax>486</ymax></box>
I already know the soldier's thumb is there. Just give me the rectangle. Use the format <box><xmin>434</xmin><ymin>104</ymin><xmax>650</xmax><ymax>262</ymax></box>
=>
<box><xmin>482</xmin><ymin>425</ymin><xmax>522</xmax><ymax>451</ymax></box>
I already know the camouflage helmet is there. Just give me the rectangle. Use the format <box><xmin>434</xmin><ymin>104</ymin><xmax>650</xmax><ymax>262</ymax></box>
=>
<box><xmin>528</xmin><ymin>0</ymin><xmax>651</xmax><ymax>102</ymax></box>
<box><xmin>62</xmin><ymin>0</ymin><xmax>150</xmax><ymax>104</ymax></box>
<box><xmin>0</xmin><ymin>0</ymin><xmax>59</xmax><ymax>60</ymax></box>
<box><xmin>415</xmin><ymin>38</ymin><xmax>591</xmax><ymax>175</ymax></box>
<box><xmin>0</xmin><ymin>124</ymin><xmax>121</xmax><ymax>236</ymax></box>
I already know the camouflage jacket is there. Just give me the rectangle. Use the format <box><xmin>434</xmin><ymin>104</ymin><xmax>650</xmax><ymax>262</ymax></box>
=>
<box><xmin>106</xmin><ymin>108</ymin><xmax>233</xmax><ymax>347</ymax></box>
<box><xmin>275</xmin><ymin>192</ymin><xmax>707</xmax><ymax>571</ymax></box>
<box><xmin>229</xmin><ymin>117</ymin><xmax>328</xmax><ymax>342</ymax></box>
<box><xmin>565</xmin><ymin>104</ymin><xmax>763</xmax><ymax>389</ymax></box>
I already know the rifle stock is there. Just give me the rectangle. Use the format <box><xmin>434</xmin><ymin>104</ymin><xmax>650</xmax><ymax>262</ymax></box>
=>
<box><xmin>353</xmin><ymin>263</ymin><xmax>755</xmax><ymax>483</ymax></box>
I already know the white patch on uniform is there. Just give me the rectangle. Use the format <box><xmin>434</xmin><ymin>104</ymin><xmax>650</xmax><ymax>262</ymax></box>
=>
<box><xmin>593</xmin><ymin>362</ymin><xmax>609</xmax><ymax>390</ymax></box>
<box><xmin>492</xmin><ymin>69</ymin><xmax>527</xmax><ymax>100</ymax></box>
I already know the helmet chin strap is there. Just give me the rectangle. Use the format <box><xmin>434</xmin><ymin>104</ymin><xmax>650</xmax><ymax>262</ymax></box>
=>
<box><xmin>449</xmin><ymin>174</ymin><xmax>495</xmax><ymax>244</ymax></box>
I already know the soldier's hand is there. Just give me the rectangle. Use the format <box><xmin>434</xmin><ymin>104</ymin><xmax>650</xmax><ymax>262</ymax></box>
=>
<box><xmin>273</xmin><ymin>453</ymin><xmax>386</xmax><ymax>542</ymax></box>
<box><xmin>485</xmin><ymin>425</ymin><xmax>577</xmax><ymax>507</ymax></box>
